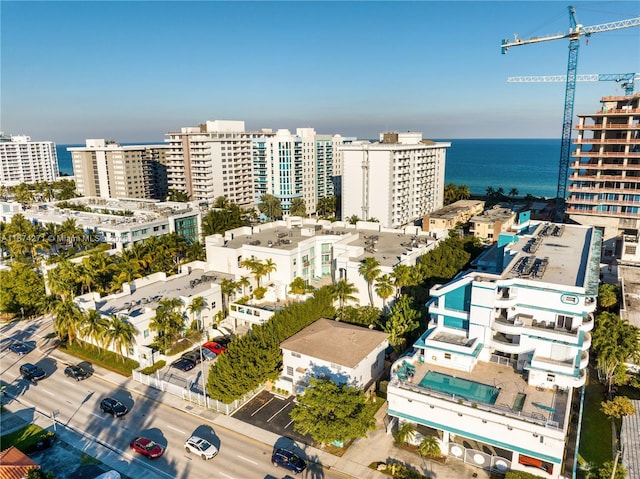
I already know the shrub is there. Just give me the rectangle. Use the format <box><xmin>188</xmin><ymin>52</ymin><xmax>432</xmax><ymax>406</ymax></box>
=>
<box><xmin>139</xmin><ymin>360</ymin><xmax>166</xmax><ymax>375</ymax></box>
<box><xmin>253</xmin><ymin>286</ymin><xmax>267</xmax><ymax>300</ymax></box>
<box><xmin>505</xmin><ymin>471</ymin><xmax>547</xmax><ymax>479</ymax></box>
<box><xmin>59</xmin><ymin>340</ymin><xmax>139</xmax><ymax>376</ymax></box>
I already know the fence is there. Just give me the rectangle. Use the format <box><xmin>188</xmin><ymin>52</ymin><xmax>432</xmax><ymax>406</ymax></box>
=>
<box><xmin>132</xmin><ymin>369</ymin><xmax>264</xmax><ymax>415</ymax></box>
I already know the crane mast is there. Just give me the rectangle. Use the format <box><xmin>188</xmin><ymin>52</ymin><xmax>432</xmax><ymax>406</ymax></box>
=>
<box><xmin>502</xmin><ymin>6</ymin><xmax>640</xmax><ymax>222</ymax></box>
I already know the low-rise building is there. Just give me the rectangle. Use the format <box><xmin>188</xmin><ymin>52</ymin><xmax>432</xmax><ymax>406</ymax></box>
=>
<box><xmin>422</xmin><ymin>200</ymin><xmax>485</xmax><ymax>233</ymax></box>
<box><xmin>275</xmin><ymin>318</ymin><xmax>389</xmax><ymax>395</ymax></box>
<box><xmin>204</xmin><ymin>217</ymin><xmax>441</xmax><ymax>309</ymax></box>
<box><xmin>469</xmin><ymin>204</ymin><xmax>518</xmax><ymax>243</ymax></box>
<box><xmin>387</xmin><ymin>221</ymin><xmax>600</xmax><ymax>479</ymax></box>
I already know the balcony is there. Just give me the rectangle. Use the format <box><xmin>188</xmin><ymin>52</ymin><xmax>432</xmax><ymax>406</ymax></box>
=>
<box><xmin>494</xmin><ymin>288</ymin><xmax>517</xmax><ymax>307</ymax></box>
<box><xmin>491</xmin><ymin>333</ymin><xmax>525</xmax><ymax>354</ymax></box>
<box><xmin>582</xmin><ymin>332</ymin><xmax>592</xmax><ymax>350</ymax></box>
<box><xmin>579</xmin><ymin>351</ymin><xmax>589</xmax><ymax>369</ymax></box>
<box><xmin>493</xmin><ymin>316</ymin><xmax>526</xmax><ymax>335</ymax></box>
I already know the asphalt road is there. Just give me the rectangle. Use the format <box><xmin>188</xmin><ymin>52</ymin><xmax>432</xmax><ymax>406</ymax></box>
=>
<box><xmin>0</xmin><ymin>317</ymin><xmax>346</xmax><ymax>479</ymax></box>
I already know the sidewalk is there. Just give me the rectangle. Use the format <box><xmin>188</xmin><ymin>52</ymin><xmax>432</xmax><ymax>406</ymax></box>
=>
<box><xmin>44</xmin><ymin>346</ymin><xmax>486</xmax><ymax>479</ymax></box>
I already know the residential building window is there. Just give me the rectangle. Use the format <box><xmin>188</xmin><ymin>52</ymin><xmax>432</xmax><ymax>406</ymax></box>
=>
<box><xmin>286</xmin><ymin>366</ymin><xmax>293</xmax><ymax>376</ymax></box>
<box><xmin>291</xmin><ymin>352</ymin><xmax>301</xmax><ymax>358</ymax></box>
<box><xmin>547</xmin><ymin>374</ymin><xmax>555</xmax><ymax>382</ymax></box>
<box><xmin>444</xmin><ymin>353</ymin><xmax>452</xmax><ymax>360</ymax></box>
<box><xmin>143</xmin><ymin>329</ymin><xmax>149</xmax><ymax>339</ymax></box>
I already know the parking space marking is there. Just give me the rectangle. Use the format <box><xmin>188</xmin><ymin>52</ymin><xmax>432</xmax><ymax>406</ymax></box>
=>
<box><xmin>89</xmin><ymin>411</ymin><xmax>105</xmax><ymax>420</ymax></box>
<box><xmin>219</xmin><ymin>472</ymin><xmax>235</xmax><ymax>479</ymax></box>
<box><xmin>237</xmin><ymin>454</ymin><xmax>257</xmax><ymax>465</ymax></box>
<box><xmin>284</xmin><ymin>419</ymin><xmax>294</xmax><ymax>429</ymax></box>
<box><xmin>267</xmin><ymin>402</ymin><xmax>291</xmax><ymax>422</ymax></box>
<box><xmin>166</xmin><ymin>424</ymin><xmax>186</xmax><ymax>435</ymax></box>
<box><xmin>41</xmin><ymin>388</ymin><xmax>55</xmax><ymax>396</ymax></box>
<box><xmin>251</xmin><ymin>397</ymin><xmax>274</xmax><ymax>417</ymax></box>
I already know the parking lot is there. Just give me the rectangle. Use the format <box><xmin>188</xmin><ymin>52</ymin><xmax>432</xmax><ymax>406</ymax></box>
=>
<box><xmin>231</xmin><ymin>390</ymin><xmax>314</xmax><ymax>447</ymax></box>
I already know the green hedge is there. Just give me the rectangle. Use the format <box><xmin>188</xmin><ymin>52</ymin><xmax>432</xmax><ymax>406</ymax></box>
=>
<box><xmin>505</xmin><ymin>471</ymin><xmax>546</xmax><ymax>479</ymax></box>
<box><xmin>59</xmin><ymin>340</ymin><xmax>139</xmax><ymax>376</ymax></box>
<box><xmin>139</xmin><ymin>360</ymin><xmax>166</xmax><ymax>375</ymax></box>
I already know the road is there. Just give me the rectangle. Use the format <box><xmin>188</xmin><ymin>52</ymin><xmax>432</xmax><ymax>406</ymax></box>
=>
<box><xmin>1</xmin><ymin>317</ymin><xmax>346</xmax><ymax>479</ymax></box>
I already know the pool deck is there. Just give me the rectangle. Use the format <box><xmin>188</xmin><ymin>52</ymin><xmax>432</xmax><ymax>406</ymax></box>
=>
<box><xmin>396</xmin><ymin>358</ymin><xmax>569</xmax><ymax>429</ymax></box>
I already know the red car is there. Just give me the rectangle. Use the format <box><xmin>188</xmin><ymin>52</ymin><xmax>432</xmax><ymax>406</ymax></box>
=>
<box><xmin>203</xmin><ymin>341</ymin><xmax>227</xmax><ymax>355</ymax></box>
<box><xmin>130</xmin><ymin>437</ymin><xmax>164</xmax><ymax>459</ymax></box>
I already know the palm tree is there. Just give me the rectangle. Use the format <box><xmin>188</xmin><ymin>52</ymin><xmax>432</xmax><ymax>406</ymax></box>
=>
<box><xmin>331</xmin><ymin>280</ymin><xmax>358</xmax><ymax>320</ymax></box>
<box><xmin>417</xmin><ymin>436</ymin><xmax>441</xmax><ymax>458</ymax></box>
<box><xmin>105</xmin><ymin>315</ymin><xmax>138</xmax><ymax>361</ymax></box>
<box><xmin>263</xmin><ymin>258</ymin><xmax>277</xmax><ymax>283</ymax></box>
<box><xmin>375</xmin><ymin>274</ymin><xmax>394</xmax><ymax>312</ymax></box>
<box><xmin>81</xmin><ymin>309</ymin><xmax>109</xmax><ymax>350</ymax></box>
<box><xmin>485</xmin><ymin>186</ymin><xmax>496</xmax><ymax>198</ymax></box>
<box><xmin>53</xmin><ymin>297</ymin><xmax>83</xmax><ymax>344</ymax></box>
<box><xmin>394</xmin><ymin>421</ymin><xmax>416</xmax><ymax>446</ymax></box>
<box><xmin>348</xmin><ymin>215</ymin><xmax>360</xmax><ymax>225</ymax></box>
<box><xmin>241</xmin><ymin>257</ymin><xmax>267</xmax><ymax>287</ymax></box>
<box><xmin>166</xmin><ymin>189</ymin><xmax>190</xmax><ymax>202</ymax></box>
<box><xmin>258</xmin><ymin>193</ymin><xmax>282</xmax><ymax>221</ymax></box>
<box><xmin>237</xmin><ymin>276</ymin><xmax>250</xmax><ymax>297</ymax></box>
<box><xmin>289</xmin><ymin>197</ymin><xmax>306</xmax><ymax>217</ymax></box>
<box><xmin>391</xmin><ymin>264</ymin><xmax>412</xmax><ymax>299</ymax></box>
<box><xmin>358</xmin><ymin>257</ymin><xmax>381</xmax><ymax>306</ymax></box>
<box><xmin>508</xmin><ymin>188</ymin><xmax>519</xmax><ymax>199</ymax></box>
<box><xmin>317</xmin><ymin>196</ymin><xmax>336</xmax><ymax>217</ymax></box>
<box><xmin>47</xmin><ymin>258</ymin><xmax>78</xmax><ymax>300</ymax></box>
<box><xmin>220</xmin><ymin>278</ymin><xmax>237</xmax><ymax>318</ymax></box>
<box><xmin>187</xmin><ymin>295</ymin><xmax>207</xmax><ymax>329</ymax></box>
<box><xmin>149</xmin><ymin>297</ymin><xmax>184</xmax><ymax>350</ymax></box>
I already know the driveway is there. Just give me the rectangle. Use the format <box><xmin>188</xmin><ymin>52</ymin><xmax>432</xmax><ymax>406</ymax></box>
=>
<box><xmin>231</xmin><ymin>390</ymin><xmax>314</xmax><ymax>446</ymax></box>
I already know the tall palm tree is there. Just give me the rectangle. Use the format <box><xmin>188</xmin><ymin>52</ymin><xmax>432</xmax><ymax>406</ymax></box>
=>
<box><xmin>105</xmin><ymin>315</ymin><xmax>138</xmax><ymax>361</ymax></box>
<box><xmin>240</xmin><ymin>258</ymin><xmax>262</xmax><ymax>287</ymax></box>
<box><xmin>220</xmin><ymin>278</ymin><xmax>237</xmax><ymax>318</ymax></box>
<box><xmin>508</xmin><ymin>188</ymin><xmax>519</xmax><ymax>199</ymax></box>
<box><xmin>263</xmin><ymin>258</ymin><xmax>277</xmax><ymax>283</ymax></box>
<box><xmin>375</xmin><ymin>274</ymin><xmax>394</xmax><ymax>312</ymax></box>
<box><xmin>81</xmin><ymin>309</ymin><xmax>110</xmax><ymax>350</ymax></box>
<box><xmin>53</xmin><ymin>297</ymin><xmax>83</xmax><ymax>344</ymax></box>
<box><xmin>391</xmin><ymin>264</ymin><xmax>412</xmax><ymax>299</ymax></box>
<box><xmin>358</xmin><ymin>257</ymin><xmax>381</xmax><ymax>306</ymax></box>
<box><xmin>289</xmin><ymin>197</ymin><xmax>306</xmax><ymax>217</ymax></box>
<box><xmin>237</xmin><ymin>276</ymin><xmax>250</xmax><ymax>297</ymax></box>
<box><xmin>331</xmin><ymin>280</ymin><xmax>358</xmax><ymax>320</ymax></box>
<box><xmin>258</xmin><ymin>193</ymin><xmax>282</xmax><ymax>221</ymax></box>
<box><xmin>149</xmin><ymin>297</ymin><xmax>184</xmax><ymax>349</ymax></box>
<box><xmin>187</xmin><ymin>295</ymin><xmax>207</xmax><ymax>329</ymax></box>
<box><xmin>47</xmin><ymin>258</ymin><xmax>78</xmax><ymax>300</ymax></box>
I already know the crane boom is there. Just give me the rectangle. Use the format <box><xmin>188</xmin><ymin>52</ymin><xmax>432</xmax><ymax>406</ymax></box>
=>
<box><xmin>501</xmin><ymin>6</ymin><xmax>640</xmax><ymax>222</ymax></box>
<box><xmin>507</xmin><ymin>73</ymin><xmax>639</xmax><ymax>94</ymax></box>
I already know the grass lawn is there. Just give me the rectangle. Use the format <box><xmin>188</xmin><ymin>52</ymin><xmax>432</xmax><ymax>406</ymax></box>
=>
<box><xmin>0</xmin><ymin>424</ymin><xmax>53</xmax><ymax>452</ymax></box>
<box><xmin>578</xmin><ymin>373</ymin><xmax>612</xmax><ymax>467</ymax></box>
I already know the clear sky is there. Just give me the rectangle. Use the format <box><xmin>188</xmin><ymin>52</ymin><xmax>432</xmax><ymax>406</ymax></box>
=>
<box><xmin>1</xmin><ymin>1</ymin><xmax>638</xmax><ymax>144</ymax></box>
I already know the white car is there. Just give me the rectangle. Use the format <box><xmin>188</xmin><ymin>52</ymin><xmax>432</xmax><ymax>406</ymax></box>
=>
<box><xmin>184</xmin><ymin>435</ymin><xmax>218</xmax><ymax>460</ymax></box>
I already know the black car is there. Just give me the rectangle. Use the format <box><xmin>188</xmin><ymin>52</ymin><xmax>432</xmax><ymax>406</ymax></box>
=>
<box><xmin>271</xmin><ymin>448</ymin><xmax>307</xmax><ymax>475</ymax></box>
<box><xmin>181</xmin><ymin>349</ymin><xmax>204</xmax><ymax>364</ymax></box>
<box><xmin>9</xmin><ymin>342</ymin><xmax>32</xmax><ymax>356</ymax></box>
<box><xmin>20</xmin><ymin>363</ymin><xmax>46</xmax><ymax>383</ymax></box>
<box><xmin>100</xmin><ymin>397</ymin><xmax>128</xmax><ymax>417</ymax></box>
<box><xmin>171</xmin><ymin>358</ymin><xmax>196</xmax><ymax>372</ymax></box>
<box><xmin>64</xmin><ymin>365</ymin><xmax>90</xmax><ymax>381</ymax></box>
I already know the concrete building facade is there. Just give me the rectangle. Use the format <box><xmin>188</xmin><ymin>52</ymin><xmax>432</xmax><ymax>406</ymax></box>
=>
<box><xmin>0</xmin><ymin>134</ymin><xmax>59</xmax><ymax>187</ymax></box>
<box><xmin>566</xmin><ymin>93</ymin><xmax>640</xmax><ymax>258</ymax></box>
<box><xmin>340</xmin><ymin>132</ymin><xmax>449</xmax><ymax>228</ymax></box>
<box><xmin>68</xmin><ymin>139</ymin><xmax>169</xmax><ymax>200</ymax></box>
<box><xmin>387</xmin><ymin>221</ymin><xmax>600</xmax><ymax>479</ymax></box>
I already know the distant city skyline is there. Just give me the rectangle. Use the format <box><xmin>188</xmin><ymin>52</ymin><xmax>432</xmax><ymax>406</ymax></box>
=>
<box><xmin>1</xmin><ymin>1</ymin><xmax>638</xmax><ymax>144</ymax></box>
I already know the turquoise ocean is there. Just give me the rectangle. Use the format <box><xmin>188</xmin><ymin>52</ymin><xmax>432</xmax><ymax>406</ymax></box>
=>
<box><xmin>56</xmin><ymin>138</ymin><xmax>562</xmax><ymax>199</ymax></box>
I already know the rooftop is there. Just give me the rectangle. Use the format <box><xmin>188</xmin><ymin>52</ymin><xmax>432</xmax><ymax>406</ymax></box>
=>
<box><xmin>427</xmin><ymin>200</ymin><xmax>485</xmax><ymax>220</ymax></box>
<box><xmin>281</xmin><ymin>318</ymin><xmax>388</xmax><ymax>368</ymax></box>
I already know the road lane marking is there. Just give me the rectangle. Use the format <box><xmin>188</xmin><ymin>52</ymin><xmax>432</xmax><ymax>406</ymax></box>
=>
<box><xmin>219</xmin><ymin>473</ymin><xmax>235</xmax><ymax>479</ymax></box>
<box><xmin>89</xmin><ymin>411</ymin><xmax>105</xmax><ymax>420</ymax></box>
<box><xmin>251</xmin><ymin>397</ymin><xmax>273</xmax><ymax>416</ymax></box>
<box><xmin>41</xmin><ymin>389</ymin><xmax>55</xmax><ymax>396</ymax></box>
<box><xmin>237</xmin><ymin>454</ymin><xmax>257</xmax><ymax>465</ymax></box>
<box><xmin>267</xmin><ymin>402</ymin><xmax>291</xmax><ymax>422</ymax></box>
<box><xmin>166</xmin><ymin>424</ymin><xmax>186</xmax><ymax>435</ymax></box>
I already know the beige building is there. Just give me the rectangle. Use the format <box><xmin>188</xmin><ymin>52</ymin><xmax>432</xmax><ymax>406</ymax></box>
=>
<box><xmin>422</xmin><ymin>199</ymin><xmax>485</xmax><ymax>233</ymax></box>
<box><xmin>69</xmin><ymin>139</ymin><xmax>169</xmax><ymax>200</ymax></box>
<box><xmin>165</xmin><ymin>120</ymin><xmax>273</xmax><ymax>208</ymax></box>
<box><xmin>469</xmin><ymin>204</ymin><xmax>517</xmax><ymax>243</ymax></box>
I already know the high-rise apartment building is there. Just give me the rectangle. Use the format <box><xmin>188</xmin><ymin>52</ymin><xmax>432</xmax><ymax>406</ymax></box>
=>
<box><xmin>166</xmin><ymin>120</ymin><xmax>272</xmax><ymax>208</ymax></box>
<box><xmin>567</xmin><ymin>93</ymin><xmax>640</xmax><ymax>256</ymax></box>
<box><xmin>68</xmin><ymin>139</ymin><xmax>169</xmax><ymax>200</ymax></box>
<box><xmin>0</xmin><ymin>134</ymin><xmax>59</xmax><ymax>186</ymax></box>
<box><xmin>252</xmin><ymin>128</ymin><xmax>342</xmax><ymax>216</ymax></box>
<box><xmin>340</xmin><ymin>132</ymin><xmax>450</xmax><ymax>228</ymax></box>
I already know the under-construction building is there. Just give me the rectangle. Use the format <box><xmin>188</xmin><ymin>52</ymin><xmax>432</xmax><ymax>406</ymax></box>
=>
<box><xmin>566</xmin><ymin>93</ymin><xmax>640</xmax><ymax>260</ymax></box>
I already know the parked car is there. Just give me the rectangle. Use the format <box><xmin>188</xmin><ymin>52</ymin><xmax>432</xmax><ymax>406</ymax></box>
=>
<box><xmin>181</xmin><ymin>349</ymin><xmax>204</xmax><ymax>364</ymax></box>
<box><xmin>171</xmin><ymin>358</ymin><xmax>196</xmax><ymax>372</ymax></box>
<box><xmin>9</xmin><ymin>342</ymin><xmax>32</xmax><ymax>356</ymax></box>
<box><xmin>201</xmin><ymin>348</ymin><xmax>217</xmax><ymax>361</ymax></box>
<box><xmin>130</xmin><ymin>436</ymin><xmax>164</xmax><ymax>459</ymax></box>
<box><xmin>20</xmin><ymin>363</ymin><xmax>46</xmax><ymax>383</ymax></box>
<box><xmin>64</xmin><ymin>365</ymin><xmax>90</xmax><ymax>381</ymax></box>
<box><xmin>271</xmin><ymin>448</ymin><xmax>307</xmax><ymax>474</ymax></box>
<box><xmin>184</xmin><ymin>435</ymin><xmax>218</xmax><ymax>460</ymax></box>
<box><xmin>99</xmin><ymin>397</ymin><xmax>128</xmax><ymax>417</ymax></box>
<box><xmin>203</xmin><ymin>341</ymin><xmax>228</xmax><ymax>355</ymax></box>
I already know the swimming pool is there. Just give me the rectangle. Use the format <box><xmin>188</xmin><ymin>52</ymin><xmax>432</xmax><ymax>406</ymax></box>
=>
<box><xmin>418</xmin><ymin>371</ymin><xmax>500</xmax><ymax>405</ymax></box>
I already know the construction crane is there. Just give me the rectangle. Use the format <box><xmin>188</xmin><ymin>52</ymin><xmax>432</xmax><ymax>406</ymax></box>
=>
<box><xmin>507</xmin><ymin>73</ymin><xmax>640</xmax><ymax>95</ymax></box>
<box><xmin>501</xmin><ymin>6</ymin><xmax>640</xmax><ymax>222</ymax></box>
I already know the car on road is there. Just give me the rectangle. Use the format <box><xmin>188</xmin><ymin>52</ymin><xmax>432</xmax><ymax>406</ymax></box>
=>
<box><xmin>271</xmin><ymin>448</ymin><xmax>307</xmax><ymax>474</ymax></box>
<box><xmin>19</xmin><ymin>363</ymin><xmax>46</xmax><ymax>383</ymax></box>
<box><xmin>171</xmin><ymin>357</ymin><xmax>196</xmax><ymax>372</ymax></box>
<box><xmin>64</xmin><ymin>365</ymin><xmax>90</xmax><ymax>381</ymax></box>
<box><xmin>9</xmin><ymin>342</ymin><xmax>33</xmax><ymax>356</ymax></box>
<box><xmin>184</xmin><ymin>435</ymin><xmax>218</xmax><ymax>460</ymax></box>
<box><xmin>99</xmin><ymin>397</ymin><xmax>128</xmax><ymax>417</ymax></box>
<box><xmin>203</xmin><ymin>341</ymin><xmax>228</xmax><ymax>355</ymax></box>
<box><xmin>130</xmin><ymin>436</ymin><xmax>164</xmax><ymax>459</ymax></box>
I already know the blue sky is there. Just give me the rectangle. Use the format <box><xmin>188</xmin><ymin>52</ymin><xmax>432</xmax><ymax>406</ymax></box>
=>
<box><xmin>1</xmin><ymin>1</ymin><xmax>638</xmax><ymax>143</ymax></box>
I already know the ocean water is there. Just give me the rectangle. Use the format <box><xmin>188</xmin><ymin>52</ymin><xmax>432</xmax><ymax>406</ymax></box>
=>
<box><xmin>56</xmin><ymin>138</ymin><xmax>561</xmax><ymax>199</ymax></box>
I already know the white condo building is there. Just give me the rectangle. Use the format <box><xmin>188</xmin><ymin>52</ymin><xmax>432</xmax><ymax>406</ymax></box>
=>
<box><xmin>165</xmin><ymin>120</ymin><xmax>273</xmax><ymax>208</ymax></box>
<box><xmin>340</xmin><ymin>132</ymin><xmax>449</xmax><ymax>228</ymax></box>
<box><xmin>0</xmin><ymin>134</ymin><xmax>59</xmax><ymax>187</ymax></box>
<box><xmin>387</xmin><ymin>219</ymin><xmax>599</xmax><ymax>479</ymax></box>
<box><xmin>252</xmin><ymin>128</ymin><xmax>342</xmax><ymax>217</ymax></box>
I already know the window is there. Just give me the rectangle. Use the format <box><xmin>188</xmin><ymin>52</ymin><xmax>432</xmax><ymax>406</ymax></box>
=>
<box><xmin>143</xmin><ymin>329</ymin><xmax>150</xmax><ymax>339</ymax></box>
<box><xmin>546</xmin><ymin>374</ymin><xmax>555</xmax><ymax>382</ymax></box>
<box><xmin>444</xmin><ymin>353</ymin><xmax>452</xmax><ymax>360</ymax></box>
<box><xmin>286</xmin><ymin>366</ymin><xmax>293</xmax><ymax>376</ymax></box>
<box><xmin>291</xmin><ymin>352</ymin><xmax>301</xmax><ymax>358</ymax></box>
